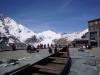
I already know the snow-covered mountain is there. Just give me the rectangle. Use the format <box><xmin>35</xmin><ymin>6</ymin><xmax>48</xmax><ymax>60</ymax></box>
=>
<box><xmin>63</xmin><ymin>29</ymin><xmax>88</xmax><ymax>41</ymax></box>
<box><xmin>0</xmin><ymin>17</ymin><xmax>35</xmax><ymax>43</ymax></box>
<box><xmin>37</xmin><ymin>30</ymin><xmax>61</xmax><ymax>44</ymax></box>
<box><xmin>0</xmin><ymin>16</ymin><xmax>88</xmax><ymax>45</ymax></box>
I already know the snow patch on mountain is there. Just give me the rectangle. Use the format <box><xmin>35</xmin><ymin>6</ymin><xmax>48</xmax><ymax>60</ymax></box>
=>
<box><xmin>77</xmin><ymin>28</ymin><xmax>88</xmax><ymax>38</ymax></box>
<box><xmin>18</xmin><ymin>24</ymin><xmax>35</xmax><ymax>42</ymax></box>
<box><xmin>63</xmin><ymin>29</ymin><xmax>88</xmax><ymax>41</ymax></box>
<box><xmin>0</xmin><ymin>16</ymin><xmax>88</xmax><ymax>45</ymax></box>
<box><xmin>37</xmin><ymin>30</ymin><xmax>61</xmax><ymax>44</ymax></box>
<box><xmin>0</xmin><ymin>20</ymin><xmax>7</xmax><ymax>36</ymax></box>
<box><xmin>3</xmin><ymin>17</ymin><xmax>35</xmax><ymax>42</ymax></box>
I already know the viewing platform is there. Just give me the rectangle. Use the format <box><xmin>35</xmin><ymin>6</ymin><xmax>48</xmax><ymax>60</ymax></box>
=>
<box><xmin>0</xmin><ymin>47</ymin><xmax>71</xmax><ymax>75</ymax></box>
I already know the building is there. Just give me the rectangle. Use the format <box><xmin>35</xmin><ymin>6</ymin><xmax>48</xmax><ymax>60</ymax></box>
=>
<box><xmin>88</xmin><ymin>18</ymin><xmax>100</xmax><ymax>47</ymax></box>
<box><xmin>71</xmin><ymin>32</ymin><xmax>89</xmax><ymax>48</ymax></box>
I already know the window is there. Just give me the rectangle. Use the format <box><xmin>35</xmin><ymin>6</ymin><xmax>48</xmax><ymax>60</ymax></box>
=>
<box><xmin>95</xmin><ymin>21</ymin><xmax>98</xmax><ymax>24</ymax></box>
<box><xmin>90</xmin><ymin>22</ymin><xmax>93</xmax><ymax>25</ymax></box>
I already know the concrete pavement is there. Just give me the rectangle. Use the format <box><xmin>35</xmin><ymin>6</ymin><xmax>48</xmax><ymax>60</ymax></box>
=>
<box><xmin>69</xmin><ymin>48</ymin><xmax>98</xmax><ymax>75</ymax></box>
<box><xmin>0</xmin><ymin>49</ymin><xmax>52</xmax><ymax>75</ymax></box>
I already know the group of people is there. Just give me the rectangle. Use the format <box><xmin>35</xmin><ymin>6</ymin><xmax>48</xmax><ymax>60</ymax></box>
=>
<box><xmin>48</xmin><ymin>46</ymin><xmax>58</xmax><ymax>54</ymax></box>
<box><xmin>37</xmin><ymin>44</ymin><xmax>46</xmax><ymax>49</ymax></box>
<box><xmin>37</xmin><ymin>44</ymin><xmax>54</xmax><ymax>49</ymax></box>
<box><xmin>26</xmin><ymin>45</ymin><xmax>39</xmax><ymax>53</ymax></box>
<box><xmin>26</xmin><ymin>43</ymin><xmax>61</xmax><ymax>54</ymax></box>
<box><xmin>11</xmin><ymin>43</ymin><xmax>62</xmax><ymax>54</ymax></box>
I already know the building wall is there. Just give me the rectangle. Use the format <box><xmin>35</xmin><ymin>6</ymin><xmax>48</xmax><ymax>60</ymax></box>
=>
<box><xmin>88</xmin><ymin>19</ymin><xmax>100</xmax><ymax>47</ymax></box>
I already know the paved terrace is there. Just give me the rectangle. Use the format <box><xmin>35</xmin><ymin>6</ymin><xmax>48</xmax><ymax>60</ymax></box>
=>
<box><xmin>90</xmin><ymin>48</ymin><xmax>100</xmax><ymax>75</ymax></box>
<box><xmin>0</xmin><ymin>49</ymin><xmax>53</xmax><ymax>75</ymax></box>
<box><xmin>0</xmin><ymin>48</ymin><xmax>99</xmax><ymax>75</ymax></box>
<box><xmin>69</xmin><ymin>48</ymin><xmax>99</xmax><ymax>75</ymax></box>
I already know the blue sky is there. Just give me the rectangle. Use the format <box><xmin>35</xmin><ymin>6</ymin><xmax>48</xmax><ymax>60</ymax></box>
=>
<box><xmin>0</xmin><ymin>0</ymin><xmax>100</xmax><ymax>33</ymax></box>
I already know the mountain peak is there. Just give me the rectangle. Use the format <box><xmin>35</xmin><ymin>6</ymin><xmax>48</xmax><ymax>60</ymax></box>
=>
<box><xmin>0</xmin><ymin>16</ymin><xmax>35</xmax><ymax>42</ymax></box>
<box><xmin>0</xmin><ymin>16</ymin><xmax>88</xmax><ymax>45</ymax></box>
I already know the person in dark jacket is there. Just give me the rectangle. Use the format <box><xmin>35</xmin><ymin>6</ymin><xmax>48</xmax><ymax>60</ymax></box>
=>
<box><xmin>54</xmin><ymin>47</ymin><xmax>58</xmax><ymax>53</ymax></box>
<box><xmin>48</xmin><ymin>47</ymin><xmax>52</xmax><ymax>53</ymax></box>
<box><xmin>12</xmin><ymin>43</ymin><xmax>16</xmax><ymax>51</ymax></box>
<box><xmin>32</xmin><ymin>46</ymin><xmax>39</xmax><ymax>52</ymax></box>
<box><xmin>26</xmin><ymin>45</ymin><xmax>32</xmax><ymax>53</ymax></box>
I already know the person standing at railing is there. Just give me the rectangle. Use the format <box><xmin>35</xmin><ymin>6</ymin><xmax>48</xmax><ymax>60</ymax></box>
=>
<box><xmin>54</xmin><ymin>46</ymin><xmax>58</xmax><ymax>53</ymax></box>
<box><xmin>26</xmin><ymin>45</ymin><xmax>32</xmax><ymax>53</ymax></box>
<box><xmin>48</xmin><ymin>47</ymin><xmax>52</xmax><ymax>53</ymax></box>
<box><xmin>12</xmin><ymin>43</ymin><xmax>16</xmax><ymax>51</ymax></box>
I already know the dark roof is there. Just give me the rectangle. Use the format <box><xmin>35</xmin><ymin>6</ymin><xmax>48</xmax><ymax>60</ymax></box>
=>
<box><xmin>73</xmin><ymin>39</ymin><xmax>88</xmax><ymax>41</ymax></box>
<box><xmin>88</xmin><ymin>18</ymin><xmax>100</xmax><ymax>23</ymax></box>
